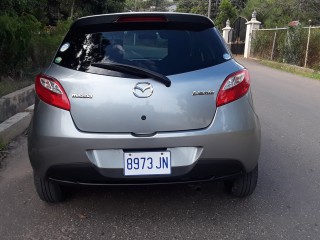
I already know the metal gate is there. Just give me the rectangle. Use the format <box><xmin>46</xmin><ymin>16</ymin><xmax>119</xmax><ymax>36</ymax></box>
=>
<box><xmin>229</xmin><ymin>17</ymin><xmax>247</xmax><ymax>55</ymax></box>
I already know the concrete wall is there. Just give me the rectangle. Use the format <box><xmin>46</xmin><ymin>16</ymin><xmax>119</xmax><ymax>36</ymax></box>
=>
<box><xmin>0</xmin><ymin>85</ymin><xmax>35</xmax><ymax>123</ymax></box>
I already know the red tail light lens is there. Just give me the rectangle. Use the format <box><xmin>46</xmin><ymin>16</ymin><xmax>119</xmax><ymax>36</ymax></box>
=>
<box><xmin>216</xmin><ymin>69</ymin><xmax>250</xmax><ymax>107</ymax></box>
<box><xmin>116</xmin><ymin>16</ymin><xmax>167</xmax><ymax>23</ymax></box>
<box><xmin>35</xmin><ymin>74</ymin><xmax>70</xmax><ymax>111</ymax></box>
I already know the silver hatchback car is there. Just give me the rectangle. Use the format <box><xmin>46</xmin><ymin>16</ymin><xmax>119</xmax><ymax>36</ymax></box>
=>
<box><xmin>28</xmin><ymin>12</ymin><xmax>260</xmax><ymax>203</ymax></box>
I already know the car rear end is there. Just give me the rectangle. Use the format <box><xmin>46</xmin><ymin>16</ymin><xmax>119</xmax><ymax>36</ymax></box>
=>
<box><xmin>28</xmin><ymin>13</ymin><xmax>260</xmax><ymax>202</ymax></box>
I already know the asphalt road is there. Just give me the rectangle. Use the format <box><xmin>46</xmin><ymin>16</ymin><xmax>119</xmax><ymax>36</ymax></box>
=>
<box><xmin>1</xmin><ymin>58</ymin><xmax>320</xmax><ymax>240</ymax></box>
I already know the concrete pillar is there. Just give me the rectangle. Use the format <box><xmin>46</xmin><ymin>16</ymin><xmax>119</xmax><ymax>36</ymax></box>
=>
<box><xmin>222</xmin><ymin>19</ymin><xmax>232</xmax><ymax>43</ymax></box>
<box><xmin>244</xmin><ymin>10</ymin><xmax>261</xmax><ymax>58</ymax></box>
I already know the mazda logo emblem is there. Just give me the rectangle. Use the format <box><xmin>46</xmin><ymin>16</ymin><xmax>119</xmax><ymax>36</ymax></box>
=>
<box><xmin>133</xmin><ymin>82</ymin><xmax>154</xmax><ymax>98</ymax></box>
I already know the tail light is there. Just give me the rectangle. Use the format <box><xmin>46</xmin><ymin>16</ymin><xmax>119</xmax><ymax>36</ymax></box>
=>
<box><xmin>35</xmin><ymin>74</ymin><xmax>70</xmax><ymax>111</ymax></box>
<box><xmin>116</xmin><ymin>16</ymin><xmax>167</xmax><ymax>23</ymax></box>
<box><xmin>216</xmin><ymin>69</ymin><xmax>250</xmax><ymax>107</ymax></box>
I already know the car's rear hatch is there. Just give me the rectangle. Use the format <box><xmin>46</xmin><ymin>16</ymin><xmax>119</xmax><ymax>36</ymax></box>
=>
<box><xmin>48</xmin><ymin>13</ymin><xmax>239</xmax><ymax>134</ymax></box>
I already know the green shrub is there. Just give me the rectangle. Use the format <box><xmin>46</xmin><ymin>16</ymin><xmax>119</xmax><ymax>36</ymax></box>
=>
<box><xmin>307</xmin><ymin>28</ymin><xmax>320</xmax><ymax>70</ymax></box>
<box><xmin>0</xmin><ymin>15</ymin><xmax>71</xmax><ymax>80</ymax></box>
<box><xmin>282</xmin><ymin>26</ymin><xmax>306</xmax><ymax>66</ymax></box>
<box><xmin>27</xmin><ymin>20</ymin><xmax>72</xmax><ymax>71</ymax></box>
<box><xmin>0</xmin><ymin>14</ymin><xmax>41</xmax><ymax>78</ymax></box>
<box><xmin>251</xmin><ymin>27</ymin><xmax>320</xmax><ymax>71</ymax></box>
<box><xmin>251</xmin><ymin>30</ymin><xmax>274</xmax><ymax>59</ymax></box>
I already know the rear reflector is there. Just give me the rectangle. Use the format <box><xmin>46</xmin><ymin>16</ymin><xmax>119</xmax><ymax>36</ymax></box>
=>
<box><xmin>116</xmin><ymin>16</ymin><xmax>167</xmax><ymax>23</ymax></box>
<box><xmin>216</xmin><ymin>69</ymin><xmax>250</xmax><ymax>107</ymax></box>
<box><xmin>35</xmin><ymin>74</ymin><xmax>70</xmax><ymax>111</ymax></box>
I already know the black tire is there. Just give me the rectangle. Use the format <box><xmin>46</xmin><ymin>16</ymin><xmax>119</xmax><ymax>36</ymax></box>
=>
<box><xmin>33</xmin><ymin>174</ymin><xmax>65</xmax><ymax>203</ymax></box>
<box><xmin>227</xmin><ymin>165</ymin><xmax>258</xmax><ymax>198</ymax></box>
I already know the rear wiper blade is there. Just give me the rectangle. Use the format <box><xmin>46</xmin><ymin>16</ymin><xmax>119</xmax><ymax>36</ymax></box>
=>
<box><xmin>91</xmin><ymin>63</ymin><xmax>171</xmax><ymax>87</ymax></box>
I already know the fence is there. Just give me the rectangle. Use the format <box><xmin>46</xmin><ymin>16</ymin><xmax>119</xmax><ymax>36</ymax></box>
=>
<box><xmin>251</xmin><ymin>26</ymin><xmax>320</xmax><ymax>71</ymax></box>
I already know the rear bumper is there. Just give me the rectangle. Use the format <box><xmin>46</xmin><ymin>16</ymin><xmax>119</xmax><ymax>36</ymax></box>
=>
<box><xmin>28</xmin><ymin>93</ymin><xmax>260</xmax><ymax>183</ymax></box>
<box><xmin>47</xmin><ymin>160</ymin><xmax>244</xmax><ymax>185</ymax></box>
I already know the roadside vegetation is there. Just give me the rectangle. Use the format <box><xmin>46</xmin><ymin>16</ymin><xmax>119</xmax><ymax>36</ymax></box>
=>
<box><xmin>0</xmin><ymin>141</ymin><xmax>8</xmax><ymax>168</ymax></box>
<box><xmin>175</xmin><ymin>0</ymin><xmax>319</xmax><ymax>72</ymax></box>
<box><xmin>0</xmin><ymin>141</ymin><xmax>6</xmax><ymax>152</ymax></box>
<box><xmin>0</xmin><ymin>14</ymin><xmax>71</xmax><ymax>96</ymax></box>
<box><xmin>251</xmin><ymin>26</ymin><xmax>320</xmax><ymax>71</ymax></box>
<box><xmin>174</xmin><ymin>0</ymin><xmax>320</xmax><ymax>29</ymax></box>
<box><xmin>0</xmin><ymin>0</ymin><xmax>320</xmax><ymax>97</ymax></box>
<box><xmin>0</xmin><ymin>80</ymin><xmax>34</xmax><ymax>97</ymax></box>
<box><xmin>259</xmin><ymin>60</ymin><xmax>320</xmax><ymax>81</ymax></box>
<box><xmin>0</xmin><ymin>0</ymin><xmax>176</xmax><ymax>97</ymax></box>
<box><xmin>0</xmin><ymin>0</ymin><xmax>126</xmax><ymax>97</ymax></box>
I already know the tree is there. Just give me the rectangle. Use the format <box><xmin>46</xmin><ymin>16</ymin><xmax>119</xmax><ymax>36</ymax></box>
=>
<box><xmin>46</xmin><ymin>0</ymin><xmax>127</xmax><ymax>25</ymax></box>
<box><xmin>175</xmin><ymin>0</ymin><xmax>212</xmax><ymax>17</ymax></box>
<box><xmin>242</xmin><ymin>0</ymin><xmax>320</xmax><ymax>27</ymax></box>
<box><xmin>0</xmin><ymin>0</ymin><xmax>48</xmax><ymax>22</ymax></box>
<box><xmin>124</xmin><ymin>0</ymin><xmax>135</xmax><ymax>11</ymax></box>
<box><xmin>231</xmin><ymin>0</ymin><xmax>246</xmax><ymax>9</ymax></box>
<box><xmin>125</xmin><ymin>0</ymin><xmax>172</xmax><ymax>12</ymax></box>
<box><xmin>175</xmin><ymin>0</ymin><xmax>247</xmax><ymax>20</ymax></box>
<box><xmin>0</xmin><ymin>0</ymin><xmax>128</xmax><ymax>80</ymax></box>
<box><xmin>215</xmin><ymin>0</ymin><xmax>238</xmax><ymax>30</ymax></box>
<box><xmin>190</xmin><ymin>1</ymin><xmax>208</xmax><ymax>15</ymax></box>
<box><xmin>0</xmin><ymin>0</ymin><xmax>127</xmax><ymax>25</ymax></box>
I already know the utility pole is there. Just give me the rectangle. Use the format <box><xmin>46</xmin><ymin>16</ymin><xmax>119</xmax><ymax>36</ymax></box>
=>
<box><xmin>208</xmin><ymin>0</ymin><xmax>212</xmax><ymax>18</ymax></box>
<box><xmin>155</xmin><ymin>0</ymin><xmax>158</xmax><ymax>11</ymax></box>
<box><xmin>70</xmin><ymin>0</ymin><xmax>75</xmax><ymax>19</ymax></box>
<box><xmin>304</xmin><ymin>19</ymin><xmax>312</xmax><ymax>68</ymax></box>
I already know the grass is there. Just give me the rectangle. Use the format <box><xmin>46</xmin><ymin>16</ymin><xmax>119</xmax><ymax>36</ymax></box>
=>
<box><xmin>0</xmin><ymin>79</ymin><xmax>34</xmax><ymax>97</ymax></box>
<box><xmin>0</xmin><ymin>141</ymin><xmax>6</xmax><ymax>151</ymax></box>
<box><xmin>259</xmin><ymin>60</ymin><xmax>320</xmax><ymax>80</ymax></box>
<box><xmin>0</xmin><ymin>141</ymin><xmax>8</xmax><ymax>168</ymax></box>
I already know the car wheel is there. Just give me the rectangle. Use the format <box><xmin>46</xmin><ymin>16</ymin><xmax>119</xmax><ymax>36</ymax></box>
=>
<box><xmin>33</xmin><ymin>174</ymin><xmax>65</xmax><ymax>203</ymax></box>
<box><xmin>226</xmin><ymin>165</ymin><xmax>258</xmax><ymax>198</ymax></box>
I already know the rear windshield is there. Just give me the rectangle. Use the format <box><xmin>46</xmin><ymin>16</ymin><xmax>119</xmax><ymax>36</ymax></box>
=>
<box><xmin>54</xmin><ymin>24</ymin><xmax>230</xmax><ymax>76</ymax></box>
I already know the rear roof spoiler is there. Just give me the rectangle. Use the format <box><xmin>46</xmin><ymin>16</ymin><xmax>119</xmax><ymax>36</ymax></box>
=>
<box><xmin>70</xmin><ymin>12</ymin><xmax>214</xmax><ymax>30</ymax></box>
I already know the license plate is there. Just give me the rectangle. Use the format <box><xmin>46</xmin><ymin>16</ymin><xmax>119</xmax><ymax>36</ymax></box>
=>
<box><xmin>124</xmin><ymin>151</ymin><xmax>171</xmax><ymax>176</ymax></box>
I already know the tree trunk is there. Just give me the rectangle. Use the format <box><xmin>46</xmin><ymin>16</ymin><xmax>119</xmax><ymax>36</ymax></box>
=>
<box><xmin>70</xmin><ymin>0</ymin><xmax>75</xmax><ymax>19</ymax></box>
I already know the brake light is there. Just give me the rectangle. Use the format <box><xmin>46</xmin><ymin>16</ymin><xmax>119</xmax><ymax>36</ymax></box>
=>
<box><xmin>35</xmin><ymin>74</ymin><xmax>70</xmax><ymax>111</ymax></box>
<box><xmin>216</xmin><ymin>69</ymin><xmax>250</xmax><ymax>107</ymax></box>
<box><xmin>116</xmin><ymin>16</ymin><xmax>167</xmax><ymax>23</ymax></box>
